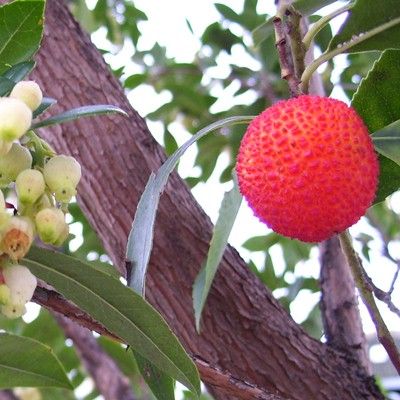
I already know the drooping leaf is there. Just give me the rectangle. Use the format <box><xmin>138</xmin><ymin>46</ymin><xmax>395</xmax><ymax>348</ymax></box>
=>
<box><xmin>2</xmin><ymin>61</ymin><xmax>35</xmax><ymax>83</ymax></box>
<box><xmin>31</xmin><ymin>104</ymin><xmax>128</xmax><ymax>129</ymax></box>
<box><xmin>351</xmin><ymin>50</ymin><xmax>400</xmax><ymax>202</ymax></box>
<box><xmin>329</xmin><ymin>0</ymin><xmax>400</xmax><ymax>53</ymax></box>
<box><xmin>126</xmin><ymin>116</ymin><xmax>253</xmax><ymax>296</ymax></box>
<box><xmin>134</xmin><ymin>350</ymin><xmax>175</xmax><ymax>400</ymax></box>
<box><xmin>292</xmin><ymin>0</ymin><xmax>341</xmax><ymax>16</ymax></box>
<box><xmin>23</xmin><ymin>247</ymin><xmax>200</xmax><ymax>396</ymax></box>
<box><xmin>372</xmin><ymin>119</ymin><xmax>400</xmax><ymax>166</ymax></box>
<box><xmin>32</xmin><ymin>97</ymin><xmax>57</xmax><ymax>119</ymax></box>
<box><xmin>0</xmin><ymin>333</ymin><xmax>72</xmax><ymax>389</ymax></box>
<box><xmin>0</xmin><ymin>0</ymin><xmax>45</xmax><ymax>74</ymax></box>
<box><xmin>193</xmin><ymin>176</ymin><xmax>242</xmax><ymax>332</ymax></box>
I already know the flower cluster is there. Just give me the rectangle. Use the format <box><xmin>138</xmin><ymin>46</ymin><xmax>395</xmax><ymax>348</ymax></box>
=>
<box><xmin>0</xmin><ymin>81</ymin><xmax>82</xmax><ymax>318</ymax></box>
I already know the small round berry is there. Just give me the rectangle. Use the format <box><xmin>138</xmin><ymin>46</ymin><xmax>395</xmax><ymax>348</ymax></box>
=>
<box><xmin>1</xmin><ymin>216</ymin><xmax>34</xmax><ymax>261</ymax></box>
<box><xmin>0</xmin><ymin>97</ymin><xmax>32</xmax><ymax>141</ymax></box>
<box><xmin>0</xmin><ymin>143</ymin><xmax>32</xmax><ymax>187</ymax></box>
<box><xmin>1</xmin><ymin>302</ymin><xmax>26</xmax><ymax>319</ymax></box>
<box><xmin>16</xmin><ymin>169</ymin><xmax>45</xmax><ymax>204</ymax></box>
<box><xmin>35</xmin><ymin>207</ymin><xmax>65</xmax><ymax>244</ymax></box>
<box><xmin>10</xmin><ymin>81</ymin><xmax>43</xmax><ymax>111</ymax></box>
<box><xmin>2</xmin><ymin>264</ymin><xmax>37</xmax><ymax>305</ymax></box>
<box><xmin>236</xmin><ymin>95</ymin><xmax>379</xmax><ymax>242</ymax></box>
<box><xmin>43</xmin><ymin>155</ymin><xmax>81</xmax><ymax>202</ymax></box>
<box><xmin>0</xmin><ymin>283</ymin><xmax>11</xmax><ymax>305</ymax></box>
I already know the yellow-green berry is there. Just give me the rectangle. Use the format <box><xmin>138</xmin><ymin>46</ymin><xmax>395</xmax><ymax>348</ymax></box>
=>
<box><xmin>43</xmin><ymin>155</ymin><xmax>81</xmax><ymax>202</ymax></box>
<box><xmin>0</xmin><ymin>139</ymin><xmax>12</xmax><ymax>156</ymax></box>
<box><xmin>35</xmin><ymin>207</ymin><xmax>65</xmax><ymax>244</ymax></box>
<box><xmin>10</xmin><ymin>81</ymin><xmax>43</xmax><ymax>111</ymax></box>
<box><xmin>16</xmin><ymin>169</ymin><xmax>45</xmax><ymax>204</ymax></box>
<box><xmin>0</xmin><ymin>98</ymin><xmax>32</xmax><ymax>141</ymax></box>
<box><xmin>0</xmin><ymin>143</ymin><xmax>32</xmax><ymax>187</ymax></box>
<box><xmin>1</xmin><ymin>302</ymin><xmax>26</xmax><ymax>319</ymax></box>
<box><xmin>53</xmin><ymin>221</ymin><xmax>70</xmax><ymax>246</ymax></box>
<box><xmin>0</xmin><ymin>283</ymin><xmax>11</xmax><ymax>305</ymax></box>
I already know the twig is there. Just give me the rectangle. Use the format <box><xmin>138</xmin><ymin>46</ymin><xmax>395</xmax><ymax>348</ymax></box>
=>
<box><xmin>54</xmin><ymin>313</ymin><xmax>137</xmax><ymax>400</ymax></box>
<box><xmin>272</xmin><ymin>11</ymin><xmax>301</xmax><ymax>97</ymax></box>
<box><xmin>339</xmin><ymin>230</ymin><xmax>400</xmax><ymax>374</ymax></box>
<box><xmin>32</xmin><ymin>287</ymin><xmax>287</xmax><ymax>400</ymax></box>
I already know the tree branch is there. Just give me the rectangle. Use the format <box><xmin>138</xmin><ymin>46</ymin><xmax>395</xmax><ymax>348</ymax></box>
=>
<box><xmin>54</xmin><ymin>313</ymin><xmax>136</xmax><ymax>400</ymax></box>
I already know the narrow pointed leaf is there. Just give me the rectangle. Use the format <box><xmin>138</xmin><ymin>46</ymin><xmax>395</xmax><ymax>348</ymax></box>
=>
<box><xmin>372</xmin><ymin>120</ymin><xmax>400</xmax><ymax>166</ymax></box>
<box><xmin>3</xmin><ymin>61</ymin><xmax>35</xmax><ymax>83</ymax></box>
<box><xmin>0</xmin><ymin>0</ymin><xmax>45</xmax><ymax>74</ymax></box>
<box><xmin>126</xmin><ymin>116</ymin><xmax>253</xmax><ymax>296</ymax></box>
<box><xmin>0</xmin><ymin>76</ymin><xmax>15</xmax><ymax>96</ymax></box>
<box><xmin>193</xmin><ymin>176</ymin><xmax>242</xmax><ymax>332</ymax></box>
<box><xmin>0</xmin><ymin>333</ymin><xmax>72</xmax><ymax>389</ymax></box>
<box><xmin>134</xmin><ymin>350</ymin><xmax>175</xmax><ymax>400</ymax></box>
<box><xmin>329</xmin><ymin>0</ymin><xmax>400</xmax><ymax>53</ymax></box>
<box><xmin>32</xmin><ymin>97</ymin><xmax>57</xmax><ymax>119</ymax></box>
<box><xmin>23</xmin><ymin>247</ymin><xmax>200</xmax><ymax>396</ymax></box>
<box><xmin>30</xmin><ymin>105</ymin><xmax>128</xmax><ymax>129</ymax></box>
<box><xmin>352</xmin><ymin>50</ymin><xmax>400</xmax><ymax>202</ymax></box>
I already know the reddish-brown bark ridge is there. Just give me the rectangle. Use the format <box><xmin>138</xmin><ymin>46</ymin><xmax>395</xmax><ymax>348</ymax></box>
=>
<box><xmin>4</xmin><ymin>0</ymin><xmax>383</xmax><ymax>398</ymax></box>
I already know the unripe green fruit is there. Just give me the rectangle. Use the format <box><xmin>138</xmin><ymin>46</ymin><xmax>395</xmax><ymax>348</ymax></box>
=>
<box><xmin>1</xmin><ymin>302</ymin><xmax>26</xmax><ymax>319</ymax></box>
<box><xmin>35</xmin><ymin>207</ymin><xmax>65</xmax><ymax>244</ymax></box>
<box><xmin>0</xmin><ymin>283</ymin><xmax>11</xmax><ymax>305</ymax></box>
<box><xmin>0</xmin><ymin>97</ymin><xmax>32</xmax><ymax>141</ymax></box>
<box><xmin>16</xmin><ymin>169</ymin><xmax>45</xmax><ymax>204</ymax></box>
<box><xmin>3</xmin><ymin>264</ymin><xmax>37</xmax><ymax>304</ymax></box>
<box><xmin>1</xmin><ymin>216</ymin><xmax>34</xmax><ymax>261</ymax></box>
<box><xmin>0</xmin><ymin>143</ymin><xmax>32</xmax><ymax>187</ymax></box>
<box><xmin>43</xmin><ymin>155</ymin><xmax>81</xmax><ymax>202</ymax></box>
<box><xmin>10</xmin><ymin>81</ymin><xmax>43</xmax><ymax>111</ymax></box>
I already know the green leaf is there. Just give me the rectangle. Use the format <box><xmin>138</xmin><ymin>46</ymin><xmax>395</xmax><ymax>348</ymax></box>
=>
<box><xmin>292</xmin><ymin>0</ymin><xmax>340</xmax><ymax>16</ymax></box>
<box><xmin>251</xmin><ymin>18</ymin><xmax>274</xmax><ymax>47</ymax></box>
<box><xmin>23</xmin><ymin>247</ymin><xmax>200</xmax><ymax>397</ymax></box>
<box><xmin>329</xmin><ymin>0</ymin><xmax>400</xmax><ymax>53</ymax></box>
<box><xmin>126</xmin><ymin>116</ymin><xmax>253</xmax><ymax>296</ymax></box>
<box><xmin>31</xmin><ymin>104</ymin><xmax>128</xmax><ymax>129</ymax></box>
<box><xmin>193</xmin><ymin>175</ymin><xmax>242</xmax><ymax>332</ymax></box>
<box><xmin>3</xmin><ymin>60</ymin><xmax>35</xmax><ymax>83</ymax></box>
<box><xmin>0</xmin><ymin>76</ymin><xmax>15</xmax><ymax>96</ymax></box>
<box><xmin>134</xmin><ymin>350</ymin><xmax>175</xmax><ymax>400</ymax></box>
<box><xmin>351</xmin><ymin>50</ymin><xmax>400</xmax><ymax>202</ymax></box>
<box><xmin>242</xmin><ymin>233</ymin><xmax>280</xmax><ymax>252</ymax></box>
<box><xmin>32</xmin><ymin>97</ymin><xmax>57</xmax><ymax>119</ymax></box>
<box><xmin>0</xmin><ymin>333</ymin><xmax>72</xmax><ymax>389</ymax></box>
<box><xmin>372</xmin><ymin>119</ymin><xmax>400</xmax><ymax>166</ymax></box>
<box><xmin>0</xmin><ymin>0</ymin><xmax>45</xmax><ymax>74</ymax></box>
<box><xmin>124</xmin><ymin>73</ymin><xmax>148</xmax><ymax>90</ymax></box>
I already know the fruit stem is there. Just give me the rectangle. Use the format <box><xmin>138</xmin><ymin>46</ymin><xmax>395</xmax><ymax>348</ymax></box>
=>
<box><xmin>339</xmin><ymin>230</ymin><xmax>400</xmax><ymax>374</ymax></box>
<box><xmin>300</xmin><ymin>15</ymin><xmax>400</xmax><ymax>93</ymax></box>
<box><xmin>302</xmin><ymin>3</ymin><xmax>353</xmax><ymax>51</ymax></box>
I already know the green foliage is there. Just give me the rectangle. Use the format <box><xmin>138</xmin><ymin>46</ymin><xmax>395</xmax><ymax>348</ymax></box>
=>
<box><xmin>329</xmin><ymin>0</ymin><xmax>400</xmax><ymax>52</ymax></box>
<box><xmin>23</xmin><ymin>247</ymin><xmax>200</xmax><ymax>396</ymax></box>
<box><xmin>0</xmin><ymin>332</ymin><xmax>72</xmax><ymax>389</ymax></box>
<box><xmin>193</xmin><ymin>176</ymin><xmax>242</xmax><ymax>331</ymax></box>
<box><xmin>351</xmin><ymin>50</ymin><xmax>400</xmax><ymax>202</ymax></box>
<box><xmin>0</xmin><ymin>0</ymin><xmax>45</xmax><ymax>74</ymax></box>
<box><xmin>293</xmin><ymin>0</ymin><xmax>341</xmax><ymax>15</ymax></box>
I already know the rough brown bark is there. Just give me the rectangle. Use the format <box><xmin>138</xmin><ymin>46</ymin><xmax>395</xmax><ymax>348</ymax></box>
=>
<box><xmin>10</xmin><ymin>0</ymin><xmax>383</xmax><ymax>398</ymax></box>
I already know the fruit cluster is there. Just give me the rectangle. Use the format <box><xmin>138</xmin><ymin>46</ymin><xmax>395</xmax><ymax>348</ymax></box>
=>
<box><xmin>0</xmin><ymin>81</ymin><xmax>82</xmax><ymax>318</ymax></box>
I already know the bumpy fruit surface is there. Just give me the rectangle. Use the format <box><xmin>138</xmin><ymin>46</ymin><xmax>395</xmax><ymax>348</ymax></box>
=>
<box><xmin>10</xmin><ymin>81</ymin><xmax>43</xmax><ymax>111</ymax></box>
<box><xmin>43</xmin><ymin>155</ymin><xmax>81</xmax><ymax>202</ymax></box>
<box><xmin>0</xmin><ymin>97</ymin><xmax>32</xmax><ymax>141</ymax></box>
<box><xmin>236</xmin><ymin>95</ymin><xmax>379</xmax><ymax>242</ymax></box>
<box><xmin>0</xmin><ymin>143</ymin><xmax>32</xmax><ymax>187</ymax></box>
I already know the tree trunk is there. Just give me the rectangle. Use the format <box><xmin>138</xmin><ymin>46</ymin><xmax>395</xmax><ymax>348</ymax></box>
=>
<box><xmin>14</xmin><ymin>1</ymin><xmax>384</xmax><ymax>398</ymax></box>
